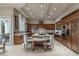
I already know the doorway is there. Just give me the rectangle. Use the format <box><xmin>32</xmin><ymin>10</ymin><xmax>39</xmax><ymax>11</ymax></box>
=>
<box><xmin>0</xmin><ymin>17</ymin><xmax>11</xmax><ymax>45</ymax></box>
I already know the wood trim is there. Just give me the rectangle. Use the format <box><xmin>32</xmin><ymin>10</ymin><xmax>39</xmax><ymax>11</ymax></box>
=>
<box><xmin>62</xmin><ymin>9</ymin><xmax>79</xmax><ymax>19</ymax></box>
<box><xmin>56</xmin><ymin>9</ymin><xmax>79</xmax><ymax>25</ymax></box>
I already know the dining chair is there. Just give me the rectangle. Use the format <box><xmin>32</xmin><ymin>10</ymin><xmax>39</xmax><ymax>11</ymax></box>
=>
<box><xmin>4</xmin><ymin>33</ymin><xmax>10</xmax><ymax>42</ymax></box>
<box><xmin>23</xmin><ymin>34</ymin><xmax>32</xmax><ymax>51</ymax></box>
<box><xmin>49</xmin><ymin>34</ymin><xmax>54</xmax><ymax>49</ymax></box>
<box><xmin>0</xmin><ymin>38</ymin><xmax>7</xmax><ymax>54</ymax></box>
<box><xmin>43</xmin><ymin>34</ymin><xmax>54</xmax><ymax>51</ymax></box>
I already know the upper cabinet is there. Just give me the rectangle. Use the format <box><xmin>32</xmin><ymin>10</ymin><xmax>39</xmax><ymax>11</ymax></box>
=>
<box><xmin>27</xmin><ymin>24</ymin><xmax>55</xmax><ymax>30</ymax></box>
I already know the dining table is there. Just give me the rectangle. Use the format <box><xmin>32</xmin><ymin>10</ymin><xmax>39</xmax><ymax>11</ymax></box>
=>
<box><xmin>31</xmin><ymin>33</ymin><xmax>50</xmax><ymax>51</ymax></box>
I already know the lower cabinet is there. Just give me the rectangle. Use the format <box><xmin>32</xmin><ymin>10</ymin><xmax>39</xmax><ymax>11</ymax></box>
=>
<box><xmin>56</xmin><ymin>9</ymin><xmax>79</xmax><ymax>54</ymax></box>
<box><xmin>71</xmin><ymin>21</ymin><xmax>78</xmax><ymax>53</ymax></box>
<box><xmin>14</xmin><ymin>35</ymin><xmax>23</xmax><ymax>45</ymax></box>
<box><xmin>66</xmin><ymin>36</ymin><xmax>71</xmax><ymax>48</ymax></box>
<box><xmin>71</xmin><ymin>35</ymin><xmax>78</xmax><ymax>53</ymax></box>
<box><xmin>55</xmin><ymin>20</ymin><xmax>79</xmax><ymax>54</ymax></box>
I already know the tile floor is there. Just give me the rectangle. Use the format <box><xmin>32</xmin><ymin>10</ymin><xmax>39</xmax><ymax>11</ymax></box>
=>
<box><xmin>0</xmin><ymin>40</ymin><xmax>78</xmax><ymax>56</ymax></box>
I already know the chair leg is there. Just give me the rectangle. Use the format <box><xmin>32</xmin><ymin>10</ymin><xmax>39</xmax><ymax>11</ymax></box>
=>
<box><xmin>3</xmin><ymin>47</ymin><xmax>5</xmax><ymax>54</ymax></box>
<box><xmin>51</xmin><ymin>44</ymin><xmax>54</xmax><ymax>51</ymax></box>
<box><xmin>43</xmin><ymin>44</ymin><xmax>47</xmax><ymax>51</ymax></box>
<box><xmin>48</xmin><ymin>44</ymin><xmax>54</xmax><ymax>51</ymax></box>
<box><xmin>52</xmin><ymin>44</ymin><xmax>54</xmax><ymax>49</ymax></box>
<box><xmin>47</xmin><ymin>45</ymin><xmax>52</xmax><ymax>51</ymax></box>
<box><xmin>25</xmin><ymin>46</ymin><xmax>27</xmax><ymax>52</ymax></box>
<box><xmin>25</xmin><ymin>44</ymin><xmax>28</xmax><ymax>52</ymax></box>
<box><xmin>32</xmin><ymin>41</ymin><xmax>35</xmax><ymax>51</ymax></box>
<box><xmin>24</xmin><ymin>44</ymin><xmax>25</xmax><ymax>49</ymax></box>
<box><xmin>24</xmin><ymin>44</ymin><xmax>27</xmax><ymax>52</ymax></box>
<box><xmin>50</xmin><ymin>47</ymin><xmax>52</xmax><ymax>51</ymax></box>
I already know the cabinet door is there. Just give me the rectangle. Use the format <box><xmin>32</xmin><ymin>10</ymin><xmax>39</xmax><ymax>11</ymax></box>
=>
<box><xmin>66</xmin><ymin>23</ymin><xmax>72</xmax><ymax>48</ymax></box>
<box><xmin>71</xmin><ymin>20</ymin><xmax>78</xmax><ymax>53</ymax></box>
<box><xmin>14</xmin><ymin>35</ymin><xmax>21</xmax><ymax>44</ymax></box>
<box><xmin>77</xmin><ymin>19</ymin><xmax>79</xmax><ymax>53</ymax></box>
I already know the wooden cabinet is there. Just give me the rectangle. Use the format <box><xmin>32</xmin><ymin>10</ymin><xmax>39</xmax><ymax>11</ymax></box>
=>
<box><xmin>77</xmin><ymin>20</ymin><xmax>79</xmax><ymax>53</ymax></box>
<box><xmin>71</xmin><ymin>20</ymin><xmax>78</xmax><ymax>53</ymax></box>
<box><xmin>14</xmin><ymin>35</ymin><xmax>23</xmax><ymax>44</ymax></box>
<box><xmin>27</xmin><ymin>24</ymin><xmax>55</xmax><ymax>36</ymax></box>
<box><xmin>66</xmin><ymin>36</ymin><xmax>71</xmax><ymax>48</ymax></box>
<box><xmin>56</xmin><ymin>9</ymin><xmax>79</xmax><ymax>54</ymax></box>
<box><xmin>66</xmin><ymin>23</ymin><xmax>71</xmax><ymax>48</ymax></box>
<box><xmin>27</xmin><ymin>24</ymin><xmax>55</xmax><ymax>30</ymax></box>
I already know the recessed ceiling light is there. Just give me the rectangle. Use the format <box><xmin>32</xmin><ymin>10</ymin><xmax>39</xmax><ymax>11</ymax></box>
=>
<box><xmin>48</xmin><ymin>16</ymin><xmax>51</xmax><ymax>18</ymax></box>
<box><xmin>41</xmin><ymin>11</ymin><xmax>43</xmax><ymax>13</ymax></box>
<box><xmin>27</xmin><ymin>8</ymin><xmax>30</xmax><ymax>10</ymax></box>
<box><xmin>30</xmin><ymin>13</ymin><xmax>33</xmax><ymax>15</ymax></box>
<box><xmin>40</xmin><ymin>5</ymin><xmax>43</xmax><ymax>8</ymax></box>
<box><xmin>54</xmin><ymin>8</ymin><xmax>56</xmax><ymax>10</ymax></box>
<box><xmin>50</xmin><ymin>12</ymin><xmax>53</xmax><ymax>15</ymax></box>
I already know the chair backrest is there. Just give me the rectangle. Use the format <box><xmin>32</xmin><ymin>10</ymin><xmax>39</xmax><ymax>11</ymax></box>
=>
<box><xmin>3</xmin><ymin>39</ymin><xmax>7</xmax><ymax>48</ymax></box>
<box><xmin>23</xmin><ymin>34</ymin><xmax>29</xmax><ymax>44</ymax></box>
<box><xmin>0</xmin><ymin>34</ymin><xmax>7</xmax><ymax>48</ymax></box>
<box><xmin>44</xmin><ymin>35</ymin><xmax>50</xmax><ymax>40</ymax></box>
<box><xmin>5</xmin><ymin>33</ymin><xmax>10</xmax><ymax>39</ymax></box>
<box><xmin>3</xmin><ymin>33</ymin><xmax>8</xmax><ymax>47</ymax></box>
<box><xmin>0</xmin><ymin>34</ymin><xmax>4</xmax><ymax>44</ymax></box>
<box><xmin>50</xmin><ymin>34</ymin><xmax>54</xmax><ymax>44</ymax></box>
<box><xmin>0</xmin><ymin>34</ymin><xmax>7</xmax><ymax>44</ymax></box>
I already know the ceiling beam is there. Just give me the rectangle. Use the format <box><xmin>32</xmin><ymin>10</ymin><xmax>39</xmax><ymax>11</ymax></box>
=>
<box><xmin>21</xmin><ymin>3</ymin><xmax>32</xmax><ymax>20</ymax></box>
<box><xmin>22</xmin><ymin>8</ymin><xmax>32</xmax><ymax>20</ymax></box>
<box><xmin>43</xmin><ymin>3</ymin><xmax>52</xmax><ymax>20</ymax></box>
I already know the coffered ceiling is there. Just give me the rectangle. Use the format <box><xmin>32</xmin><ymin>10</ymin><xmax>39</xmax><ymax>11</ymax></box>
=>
<box><xmin>0</xmin><ymin>3</ymin><xmax>75</xmax><ymax>22</ymax></box>
<box><xmin>22</xmin><ymin>3</ymin><xmax>74</xmax><ymax>20</ymax></box>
